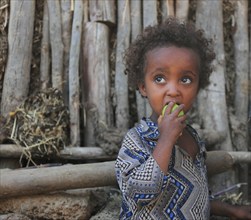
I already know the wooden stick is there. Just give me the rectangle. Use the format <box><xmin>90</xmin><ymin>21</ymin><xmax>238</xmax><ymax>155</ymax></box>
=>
<box><xmin>82</xmin><ymin>22</ymin><xmax>112</xmax><ymax>145</ymax></box>
<box><xmin>89</xmin><ymin>0</ymin><xmax>115</xmax><ymax>24</ymax></box>
<box><xmin>0</xmin><ymin>161</ymin><xmax>116</xmax><ymax>199</ymax></box>
<box><xmin>0</xmin><ymin>0</ymin><xmax>35</xmax><ymax>117</ymax></box>
<box><xmin>40</xmin><ymin>0</ymin><xmax>50</xmax><ymax>90</ymax></box>
<box><xmin>228</xmin><ymin>151</ymin><xmax>251</xmax><ymax>164</ymax></box>
<box><xmin>47</xmin><ymin>0</ymin><xmax>64</xmax><ymax>90</ymax></box>
<box><xmin>160</xmin><ymin>0</ymin><xmax>174</xmax><ymax>21</ymax></box>
<box><xmin>176</xmin><ymin>0</ymin><xmax>189</xmax><ymax>20</ymax></box>
<box><xmin>205</xmin><ymin>151</ymin><xmax>251</xmax><ymax>177</ymax></box>
<box><xmin>130</xmin><ymin>0</ymin><xmax>145</xmax><ymax>121</ymax></box>
<box><xmin>61</xmin><ymin>0</ymin><xmax>73</xmax><ymax>105</ymax></box>
<box><xmin>70</xmin><ymin>0</ymin><xmax>74</xmax><ymax>11</ymax></box>
<box><xmin>0</xmin><ymin>150</ymin><xmax>250</xmax><ymax>198</ymax></box>
<box><xmin>68</xmin><ymin>0</ymin><xmax>83</xmax><ymax>145</ymax></box>
<box><xmin>59</xmin><ymin>146</ymin><xmax>112</xmax><ymax>160</ymax></box>
<box><xmin>0</xmin><ymin>144</ymin><xmax>23</xmax><ymax>158</ymax></box>
<box><xmin>1</xmin><ymin>145</ymin><xmax>251</xmax><ymax>164</ymax></box>
<box><xmin>115</xmin><ymin>0</ymin><xmax>130</xmax><ymax>130</ymax></box>
<box><xmin>233</xmin><ymin>0</ymin><xmax>249</xmax><ymax>152</ymax></box>
<box><xmin>0</xmin><ymin>144</ymin><xmax>109</xmax><ymax>160</ymax></box>
<box><xmin>142</xmin><ymin>0</ymin><xmax>156</xmax><ymax>117</ymax></box>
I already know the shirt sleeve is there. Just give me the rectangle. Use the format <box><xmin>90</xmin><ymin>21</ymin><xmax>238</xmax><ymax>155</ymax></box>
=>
<box><xmin>115</xmin><ymin>128</ymin><xmax>169</xmax><ymax>209</ymax></box>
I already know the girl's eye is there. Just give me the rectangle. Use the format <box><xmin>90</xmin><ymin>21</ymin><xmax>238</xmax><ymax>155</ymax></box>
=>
<box><xmin>154</xmin><ymin>76</ymin><xmax>165</xmax><ymax>84</ymax></box>
<box><xmin>181</xmin><ymin>77</ymin><xmax>192</xmax><ymax>84</ymax></box>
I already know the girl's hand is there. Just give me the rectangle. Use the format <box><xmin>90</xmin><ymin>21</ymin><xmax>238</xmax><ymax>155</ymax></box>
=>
<box><xmin>230</xmin><ymin>205</ymin><xmax>251</xmax><ymax>220</ymax></box>
<box><xmin>153</xmin><ymin>102</ymin><xmax>187</xmax><ymax>174</ymax></box>
<box><xmin>157</xmin><ymin>102</ymin><xmax>186</xmax><ymax>144</ymax></box>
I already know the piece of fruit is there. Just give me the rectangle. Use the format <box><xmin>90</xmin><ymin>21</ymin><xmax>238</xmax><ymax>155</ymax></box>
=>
<box><xmin>161</xmin><ymin>103</ymin><xmax>184</xmax><ymax>117</ymax></box>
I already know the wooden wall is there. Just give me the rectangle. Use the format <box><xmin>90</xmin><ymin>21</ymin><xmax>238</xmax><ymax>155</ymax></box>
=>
<box><xmin>0</xmin><ymin>0</ymin><xmax>250</xmax><ymax>193</ymax></box>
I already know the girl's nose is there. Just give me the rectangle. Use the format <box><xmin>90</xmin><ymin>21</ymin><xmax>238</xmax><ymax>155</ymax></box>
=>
<box><xmin>166</xmin><ymin>83</ymin><xmax>180</xmax><ymax>97</ymax></box>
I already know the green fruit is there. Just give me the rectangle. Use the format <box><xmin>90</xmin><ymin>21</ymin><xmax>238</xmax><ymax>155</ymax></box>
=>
<box><xmin>161</xmin><ymin>103</ymin><xmax>184</xmax><ymax>117</ymax></box>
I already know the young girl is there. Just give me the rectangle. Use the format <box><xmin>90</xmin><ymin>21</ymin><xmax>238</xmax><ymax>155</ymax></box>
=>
<box><xmin>115</xmin><ymin>17</ymin><xmax>251</xmax><ymax>220</ymax></box>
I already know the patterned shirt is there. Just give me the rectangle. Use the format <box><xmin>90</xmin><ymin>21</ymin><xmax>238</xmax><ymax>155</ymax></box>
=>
<box><xmin>115</xmin><ymin>118</ymin><xmax>210</xmax><ymax>220</ymax></box>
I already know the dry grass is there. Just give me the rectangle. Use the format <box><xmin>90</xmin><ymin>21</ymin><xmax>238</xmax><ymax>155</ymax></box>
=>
<box><xmin>4</xmin><ymin>88</ymin><xmax>70</xmax><ymax>167</ymax></box>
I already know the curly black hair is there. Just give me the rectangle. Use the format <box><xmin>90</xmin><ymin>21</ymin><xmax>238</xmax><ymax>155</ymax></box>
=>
<box><xmin>124</xmin><ymin>17</ymin><xmax>215</xmax><ymax>90</ymax></box>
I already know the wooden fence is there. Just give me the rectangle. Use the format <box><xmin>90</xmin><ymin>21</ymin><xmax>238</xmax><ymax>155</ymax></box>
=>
<box><xmin>0</xmin><ymin>0</ymin><xmax>250</xmax><ymax>193</ymax></box>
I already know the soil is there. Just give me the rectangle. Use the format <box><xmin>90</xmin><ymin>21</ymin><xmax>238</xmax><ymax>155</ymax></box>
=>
<box><xmin>0</xmin><ymin>187</ymin><xmax>121</xmax><ymax>220</ymax></box>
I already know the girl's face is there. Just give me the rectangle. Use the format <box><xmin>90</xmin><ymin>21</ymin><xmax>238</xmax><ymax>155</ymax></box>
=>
<box><xmin>138</xmin><ymin>46</ymin><xmax>200</xmax><ymax>119</ymax></box>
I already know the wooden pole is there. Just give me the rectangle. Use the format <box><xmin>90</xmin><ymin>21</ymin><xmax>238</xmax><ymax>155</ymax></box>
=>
<box><xmin>40</xmin><ymin>0</ymin><xmax>50</xmax><ymax>90</ymax></box>
<box><xmin>68</xmin><ymin>0</ymin><xmax>83</xmax><ymax>146</ymax></box>
<box><xmin>0</xmin><ymin>0</ymin><xmax>35</xmax><ymax>117</ymax></box>
<box><xmin>0</xmin><ymin>150</ymin><xmax>250</xmax><ymax>198</ymax></box>
<box><xmin>115</xmin><ymin>0</ymin><xmax>130</xmax><ymax>131</ymax></box>
<box><xmin>196</xmin><ymin>0</ymin><xmax>235</xmax><ymax>192</ymax></box>
<box><xmin>160</xmin><ymin>0</ymin><xmax>175</xmax><ymax>21</ymax></box>
<box><xmin>0</xmin><ymin>144</ymin><xmax>109</xmax><ymax>160</ymax></box>
<box><xmin>0</xmin><ymin>161</ymin><xmax>116</xmax><ymax>199</ymax></box>
<box><xmin>142</xmin><ymin>0</ymin><xmax>157</xmax><ymax>118</ymax></box>
<box><xmin>1</xmin><ymin>144</ymin><xmax>250</xmax><ymax>164</ymax></box>
<box><xmin>131</xmin><ymin>0</ymin><xmax>148</xmax><ymax>121</ymax></box>
<box><xmin>89</xmin><ymin>0</ymin><xmax>115</xmax><ymax>24</ymax></box>
<box><xmin>82</xmin><ymin>22</ymin><xmax>112</xmax><ymax>145</ymax></box>
<box><xmin>61</xmin><ymin>0</ymin><xmax>73</xmax><ymax>104</ymax></box>
<box><xmin>47</xmin><ymin>0</ymin><xmax>64</xmax><ymax>90</ymax></box>
<box><xmin>176</xmin><ymin>0</ymin><xmax>189</xmax><ymax>20</ymax></box>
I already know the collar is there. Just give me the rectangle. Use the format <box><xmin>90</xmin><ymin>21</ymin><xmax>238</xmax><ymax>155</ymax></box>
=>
<box><xmin>135</xmin><ymin>117</ymin><xmax>206</xmax><ymax>158</ymax></box>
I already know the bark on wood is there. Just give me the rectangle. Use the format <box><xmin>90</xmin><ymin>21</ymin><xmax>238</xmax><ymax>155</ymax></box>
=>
<box><xmin>232</xmin><ymin>0</ymin><xmax>249</xmax><ymax>198</ymax></box>
<box><xmin>0</xmin><ymin>158</ymin><xmax>19</xmax><ymax>169</ymax></box>
<box><xmin>206</xmin><ymin>151</ymin><xmax>249</xmax><ymax>199</ymax></box>
<box><xmin>233</xmin><ymin>0</ymin><xmax>249</xmax><ymax>152</ymax></box>
<box><xmin>0</xmin><ymin>144</ymin><xmax>109</xmax><ymax>160</ymax></box>
<box><xmin>176</xmin><ymin>0</ymin><xmax>189</xmax><ymax>20</ymax></box>
<box><xmin>61</xmin><ymin>0</ymin><xmax>73</xmax><ymax>104</ymax></box>
<box><xmin>196</xmin><ymin>0</ymin><xmax>235</xmax><ymax>191</ymax></box>
<box><xmin>47</xmin><ymin>0</ymin><xmax>64</xmax><ymax>91</ymax></box>
<box><xmin>89</xmin><ymin>0</ymin><xmax>115</xmax><ymax>24</ymax></box>
<box><xmin>0</xmin><ymin>144</ymin><xmax>23</xmax><ymax>158</ymax></box>
<box><xmin>205</xmin><ymin>151</ymin><xmax>251</xmax><ymax>176</ymax></box>
<box><xmin>228</xmin><ymin>151</ymin><xmax>251</xmax><ymax>164</ymax></box>
<box><xmin>83</xmin><ymin>0</ymin><xmax>89</xmax><ymax>23</ymax></box>
<box><xmin>59</xmin><ymin>146</ymin><xmax>110</xmax><ymax>160</ymax></box>
<box><xmin>143</xmin><ymin>0</ymin><xmax>157</xmax><ymax>28</ymax></box>
<box><xmin>0</xmin><ymin>161</ymin><xmax>116</xmax><ymax>199</ymax></box>
<box><xmin>130</xmin><ymin>0</ymin><xmax>142</xmax><ymax>41</ymax></box>
<box><xmin>142</xmin><ymin>0</ymin><xmax>157</xmax><ymax>118</ymax></box>
<box><xmin>249</xmin><ymin>8</ymin><xmax>251</xmax><ymax>146</ymax></box>
<box><xmin>115</xmin><ymin>0</ymin><xmax>130</xmax><ymax>130</ymax></box>
<box><xmin>0</xmin><ymin>0</ymin><xmax>35</xmax><ymax>117</ymax></box>
<box><xmin>40</xmin><ymin>0</ymin><xmax>50</xmax><ymax>90</ymax></box>
<box><xmin>1</xmin><ymin>144</ymin><xmax>250</xmax><ymax>164</ymax></box>
<box><xmin>130</xmin><ymin>0</ymin><xmax>145</xmax><ymax>121</ymax></box>
<box><xmin>130</xmin><ymin>1</ymin><xmax>142</xmax><ymax>41</ymax></box>
<box><xmin>206</xmin><ymin>151</ymin><xmax>234</xmax><ymax>177</ymax></box>
<box><xmin>160</xmin><ymin>0</ymin><xmax>175</xmax><ymax>21</ymax></box>
<box><xmin>131</xmin><ymin>0</ymin><xmax>152</xmax><ymax>120</ymax></box>
<box><xmin>82</xmin><ymin>22</ymin><xmax>112</xmax><ymax>145</ymax></box>
<box><xmin>68</xmin><ymin>0</ymin><xmax>83</xmax><ymax>146</ymax></box>
<box><xmin>196</xmin><ymin>0</ymin><xmax>232</xmax><ymax>152</ymax></box>
<box><xmin>0</xmin><ymin>151</ymin><xmax>250</xmax><ymax>199</ymax></box>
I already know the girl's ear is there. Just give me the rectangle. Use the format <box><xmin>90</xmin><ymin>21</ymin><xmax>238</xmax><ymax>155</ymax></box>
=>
<box><xmin>138</xmin><ymin>82</ymin><xmax>147</xmax><ymax>97</ymax></box>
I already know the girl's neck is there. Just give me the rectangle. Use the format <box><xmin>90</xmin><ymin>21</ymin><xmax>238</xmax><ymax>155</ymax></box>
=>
<box><xmin>150</xmin><ymin>112</ymin><xmax>158</xmax><ymax>123</ymax></box>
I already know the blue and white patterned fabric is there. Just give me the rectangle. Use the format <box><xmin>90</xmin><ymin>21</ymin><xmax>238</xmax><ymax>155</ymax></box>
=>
<box><xmin>115</xmin><ymin>118</ymin><xmax>210</xmax><ymax>220</ymax></box>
